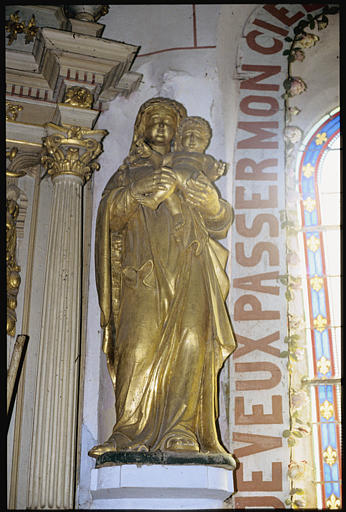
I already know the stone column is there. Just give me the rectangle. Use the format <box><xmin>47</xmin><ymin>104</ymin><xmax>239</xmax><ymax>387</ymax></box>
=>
<box><xmin>28</xmin><ymin>123</ymin><xmax>107</xmax><ymax>509</ymax></box>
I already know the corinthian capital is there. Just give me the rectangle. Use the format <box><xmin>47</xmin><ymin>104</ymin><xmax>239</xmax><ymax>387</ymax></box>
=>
<box><xmin>41</xmin><ymin>123</ymin><xmax>108</xmax><ymax>183</ymax></box>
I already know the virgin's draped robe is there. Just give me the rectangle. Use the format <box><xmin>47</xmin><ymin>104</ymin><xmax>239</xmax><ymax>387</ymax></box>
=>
<box><xmin>95</xmin><ymin>152</ymin><xmax>236</xmax><ymax>453</ymax></box>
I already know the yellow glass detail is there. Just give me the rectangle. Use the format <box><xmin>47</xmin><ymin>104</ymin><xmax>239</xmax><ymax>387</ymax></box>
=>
<box><xmin>326</xmin><ymin>493</ymin><xmax>341</xmax><ymax>509</ymax></box>
<box><xmin>303</xmin><ymin>196</ymin><xmax>316</xmax><ymax>212</ymax></box>
<box><xmin>307</xmin><ymin>235</ymin><xmax>320</xmax><ymax>252</ymax></box>
<box><xmin>320</xmin><ymin>400</ymin><xmax>334</xmax><ymax>420</ymax></box>
<box><xmin>314</xmin><ymin>315</ymin><xmax>328</xmax><ymax>333</ymax></box>
<box><xmin>315</xmin><ymin>132</ymin><xmax>327</xmax><ymax>145</ymax></box>
<box><xmin>317</xmin><ymin>355</ymin><xmax>330</xmax><ymax>373</ymax></box>
<box><xmin>302</xmin><ymin>162</ymin><xmax>314</xmax><ymax>177</ymax></box>
<box><xmin>310</xmin><ymin>275</ymin><xmax>324</xmax><ymax>292</ymax></box>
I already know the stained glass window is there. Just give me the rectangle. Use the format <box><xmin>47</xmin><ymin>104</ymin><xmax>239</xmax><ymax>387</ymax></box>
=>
<box><xmin>297</xmin><ymin>108</ymin><xmax>341</xmax><ymax>509</ymax></box>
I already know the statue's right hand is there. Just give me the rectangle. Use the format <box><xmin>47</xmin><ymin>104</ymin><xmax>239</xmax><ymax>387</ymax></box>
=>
<box><xmin>130</xmin><ymin>168</ymin><xmax>177</xmax><ymax>200</ymax></box>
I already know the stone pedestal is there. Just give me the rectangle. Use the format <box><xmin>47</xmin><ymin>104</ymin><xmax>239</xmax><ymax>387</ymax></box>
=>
<box><xmin>90</xmin><ymin>464</ymin><xmax>235</xmax><ymax>510</ymax></box>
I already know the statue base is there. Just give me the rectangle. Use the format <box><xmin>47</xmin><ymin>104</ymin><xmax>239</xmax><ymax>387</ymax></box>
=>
<box><xmin>90</xmin><ymin>451</ymin><xmax>236</xmax><ymax>509</ymax></box>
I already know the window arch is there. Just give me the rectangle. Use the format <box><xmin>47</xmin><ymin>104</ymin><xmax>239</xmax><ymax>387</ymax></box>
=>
<box><xmin>297</xmin><ymin>108</ymin><xmax>341</xmax><ymax>509</ymax></box>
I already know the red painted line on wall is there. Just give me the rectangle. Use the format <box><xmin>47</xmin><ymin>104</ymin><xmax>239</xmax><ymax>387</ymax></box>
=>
<box><xmin>137</xmin><ymin>4</ymin><xmax>215</xmax><ymax>57</ymax></box>
<box><xmin>138</xmin><ymin>45</ymin><xmax>216</xmax><ymax>57</ymax></box>
<box><xmin>192</xmin><ymin>4</ymin><xmax>197</xmax><ymax>47</ymax></box>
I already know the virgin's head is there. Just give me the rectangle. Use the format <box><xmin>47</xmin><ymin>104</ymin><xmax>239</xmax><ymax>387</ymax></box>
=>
<box><xmin>130</xmin><ymin>98</ymin><xmax>187</xmax><ymax>155</ymax></box>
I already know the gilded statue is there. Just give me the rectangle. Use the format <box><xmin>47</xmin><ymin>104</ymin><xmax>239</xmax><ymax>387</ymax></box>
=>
<box><xmin>89</xmin><ymin>97</ymin><xmax>236</xmax><ymax>459</ymax></box>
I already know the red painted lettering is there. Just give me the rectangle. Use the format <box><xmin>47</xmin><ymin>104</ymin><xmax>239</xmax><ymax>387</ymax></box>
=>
<box><xmin>303</xmin><ymin>4</ymin><xmax>325</xmax><ymax>13</ymax></box>
<box><xmin>237</xmin><ymin>122</ymin><xmax>278</xmax><ymax>149</ymax></box>
<box><xmin>240</xmin><ymin>95</ymin><xmax>279</xmax><ymax>116</ymax></box>
<box><xmin>235</xmin><ymin>185</ymin><xmax>278</xmax><ymax>208</ymax></box>
<box><xmin>234</xmin><ymin>294</ymin><xmax>280</xmax><ymax>320</ymax></box>
<box><xmin>235</xmin><ymin>241</ymin><xmax>279</xmax><ymax>266</ymax></box>
<box><xmin>263</xmin><ymin>4</ymin><xmax>305</xmax><ymax>26</ymax></box>
<box><xmin>235</xmin><ymin>361</ymin><xmax>282</xmax><ymax>390</ymax></box>
<box><xmin>237</xmin><ymin>462</ymin><xmax>282</xmax><ymax>491</ymax></box>
<box><xmin>236</xmin><ymin>214</ymin><xmax>279</xmax><ymax>237</ymax></box>
<box><xmin>233</xmin><ymin>431</ymin><xmax>282</xmax><ymax>457</ymax></box>
<box><xmin>235</xmin><ymin>395</ymin><xmax>283</xmax><ymax>424</ymax></box>
<box><xmin>253</xmin><ymin>18</ymin><xmax>289</xmax><ymax>36</ymax></box>
<box><xmin>240</xmin><ymin>64</ymin><xmax>281</xmax><ymax>91</ymax></box>
<box><xmin>233</xmin><ymin>271</ymin><xmax>280</xmax><ymax>295</ymax></box>
<box><xmin>233</xmin><ymin>331</ymin><xmax>281</xmax><ymax>359</ymax></box>
<box><xmin>236</xmin><ymin>158</ymin><xmax>278</xmax><ymax>180</ymax></box>
<box><xmin>235</xmin><ymin>496</ymin><xmax>285</xmax><ymax>508</ymax></box>
<box><xmin>246</xmin><ymin>30</ymin><xmax>283</xmax><ymax>54</ymax></box>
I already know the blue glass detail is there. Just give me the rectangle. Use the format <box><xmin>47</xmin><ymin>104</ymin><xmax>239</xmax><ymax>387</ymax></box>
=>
<box><xmin>307</xmin><ymin>249</ymin><xmax>316</xmax><ymax>274</ymax></box>
<box><xmin>310</xmin><ymin>209</ymin><xmax>318</xmax><ymax>225</ymax></box>
<box><xmin>332</xmin><ymin>483</ymin><xmax>340</xmax><ymax>497</ymax></box>
<box><xmin>319</xmin><ymin>385</ymin><xmax>326</xmax><ymax>402</ymax></box>
<box><xmin>311</xmin><ymin>289</ymin><xmax>319</xmax><ymax>315</ymax></box>
<box><xmin>314</xmin><ymin>331</ymin><xmax>322</xmax><ymax>359</ymax></box>
<box><xmin>325</xmin><ymin>482</ymin><xmax>332</xmax><ymax>497</ymax></box>
<box><xmin>304</xmin><ymin>210</ymin><xmax>311</xmax><ymax>226</ymax></box>
<box><xmin>328</xmin><ymin>423</ymin><xmax>337</xmax><ymax>449</ymax></box>
<box><xmin>321</xmin><ymin>420</ymin><xmax>329</xmax><ymax>447</ymax></box>
<box><xmin>331</xmin><ymin>463</ymin><xmax>339</xmax><ymax>481</ymax></box>
<box><xmin>321</xmin><ymin>331</ymin><xmax>331</xmax><ymax>359</ymax></box>
<box><xmin>317</xmin><ymin>289</ymin><xmax>327</xmax><ymax>317</ymax></box>
<box><xmin>324</xmin><ymin>462</ymin><xmax>332</xmax><ymax>481</ymax></box>
<box><xmin>326</xmin><ymin>386</ymin><xmax>334</xmax><ymax>402</ymax></box>
<box><xmin>314</xmin><ymin>250</ymin><xmax>323</xmax><ymax>275</ymax></box>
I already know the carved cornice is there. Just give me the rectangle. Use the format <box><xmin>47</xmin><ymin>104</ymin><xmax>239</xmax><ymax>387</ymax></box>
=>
<box><xmin>41</xmin><ymin>123</ymin><xmax>108</xmax><ymax>183</ymax></box>
<box><xmin>6</xmin><ymin>26</ymin><xmax>140</xmax><ymax>108</ymax></box>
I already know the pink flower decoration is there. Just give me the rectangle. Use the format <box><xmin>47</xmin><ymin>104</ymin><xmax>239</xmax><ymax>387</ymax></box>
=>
<box><xmin>284</xmin><ymin>126</ymin><xmax>302</xmax><ymax>145</ymax></box>
<box><xmin>288</xmin><ymin>460</ymin><xmax>308</xmax><ymax>480</ymax></box>
<box><xmin>293</xmin><ymin>49</ymin><xmax>305</xmax><ymax>61</ymax></box>
<box><xmin>287</xmin><ymin>250</ymin><xmax>300</xmax><ymax>266</ymax></box>
<box><xmin>289</xmin><ymin>77</ymin><xmax>307</xmax><ymax>96</ymax></box>
<box><xmin>294</xmin><ymin>347</ymin><xmax>305</xmax><ymax>361</ymax></box>
<box><xmin>291</xmin><ymin>390</ymin><xmax>309</xmax><ymax>410</ymax></box>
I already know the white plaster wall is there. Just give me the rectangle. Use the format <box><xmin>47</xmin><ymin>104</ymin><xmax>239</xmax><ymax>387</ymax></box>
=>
<box><xmin>79</xmin><ymin>4</ymin><xmax>258</xmax><ymax>507</ymax></box>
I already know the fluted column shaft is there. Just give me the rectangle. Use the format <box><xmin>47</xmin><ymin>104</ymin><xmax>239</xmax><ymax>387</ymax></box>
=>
<box><xmin>28</xmin><ymin>123</ymin><xmax>107</xmax><ymax>509</ymax></box>
<box><xmin>28</xmin><ymin>174</ymin><xmax>83</xmax><ymax>508</ymax></box>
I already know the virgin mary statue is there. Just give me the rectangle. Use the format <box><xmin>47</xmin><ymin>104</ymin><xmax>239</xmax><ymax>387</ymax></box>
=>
<box><xmin>89</xmin><ymin>97</ymin><xmax>236</xmax><ymax>458</ymax></box>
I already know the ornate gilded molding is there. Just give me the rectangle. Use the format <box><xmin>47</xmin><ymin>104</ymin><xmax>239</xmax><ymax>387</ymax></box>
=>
<box><xmin>41</xmin><ymin>123</ymin><xmax>108</xmax><ymax>183</ymax></box>
<box><xmin>6</xmin><ymin>150</ymin><xmax>41</xmax><ymax>179</ymax></box>
<box><xmin>64</xmin><ymin>86</ymin><xmax>93</xmax><ymax>109</ymax></box>
<box><xmin>5</xmin><ymin>11</ymin><xmax>38</xmax><ymax>45</ymax></box>
<box><xmin>6</xmin><ymin>102</ymin><xmax>23</xmax><ymax>122</ymax></box>
<box><xmin>6</xmin><ymin>147</ymin><xmax>27</xmax><ymax>178</ymax></box>
<box><xmin>7</xmin><ymin>199</ymin><xmax>21</xmax><ymax>337</ymax></box>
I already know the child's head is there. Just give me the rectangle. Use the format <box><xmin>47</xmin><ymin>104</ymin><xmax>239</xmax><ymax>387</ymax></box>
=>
<box><xmin>175</xmin><ymin>116</ymin><xmax>212</xmax><ymax>153</ymax></box>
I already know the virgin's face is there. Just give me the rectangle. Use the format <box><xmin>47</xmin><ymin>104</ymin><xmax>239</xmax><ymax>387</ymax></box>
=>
<box><xmin>144</xmin><ymin>113</ymin><xmax>176</xmax><ymax>147</ymax></box>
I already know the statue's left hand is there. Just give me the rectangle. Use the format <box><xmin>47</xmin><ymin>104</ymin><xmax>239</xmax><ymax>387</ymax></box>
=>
<box><xmin>185</xmin><ymin>174</ymin><xmax>221</xmax><ymax>216</ymax></box>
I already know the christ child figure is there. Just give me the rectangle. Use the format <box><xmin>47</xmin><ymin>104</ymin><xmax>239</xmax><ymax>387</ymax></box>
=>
<box><xmin>160</xmin><ymin>115</ymin><xmax>228</xmax><ymax>232</ymax></box>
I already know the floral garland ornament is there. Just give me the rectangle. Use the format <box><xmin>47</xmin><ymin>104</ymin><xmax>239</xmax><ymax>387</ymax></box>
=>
<box><xmin>281</xmin><ymin>4</ymin><xmax>340</xmax><ymax>509</ymax></box>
